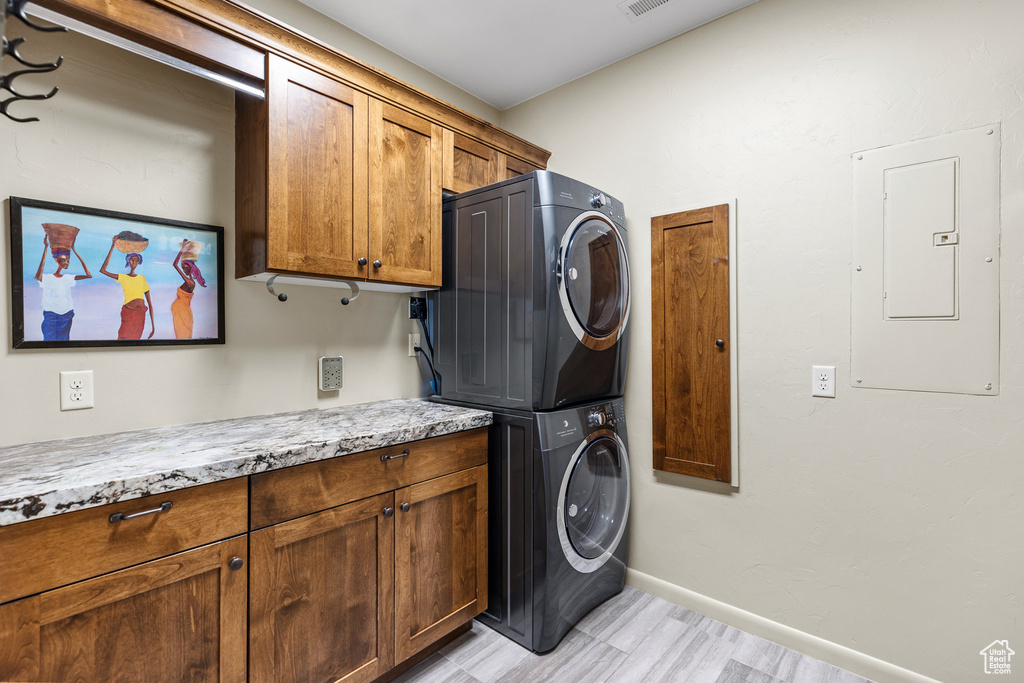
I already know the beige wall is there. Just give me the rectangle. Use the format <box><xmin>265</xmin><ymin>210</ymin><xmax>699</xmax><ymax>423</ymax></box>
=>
<box><xmin>0</xmin><ymin>0</ymin><xmax>501</xmax><ymax>445</ymax></box>
<box><xmin>501</xmin><ymin>0</ymin><xmax>1023</xmax><ymax>681</ymax></box>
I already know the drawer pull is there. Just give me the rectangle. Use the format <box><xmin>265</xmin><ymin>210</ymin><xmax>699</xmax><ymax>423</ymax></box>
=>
<box><xmin>109</xmin><ymin>501</ymin><xmax>173</xmax><ymax>524</ymax></box>
<box><xmin>380</xmin><ymin>449</ymin><xmax>410</xmax><ymax>462</ymax></box>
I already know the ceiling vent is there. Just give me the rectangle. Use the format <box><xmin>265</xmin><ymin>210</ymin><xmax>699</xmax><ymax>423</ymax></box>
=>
<box><xmin>618</xmin><ymin>0</ymin><xmax>672</xmax><ymax>22</ymax></box>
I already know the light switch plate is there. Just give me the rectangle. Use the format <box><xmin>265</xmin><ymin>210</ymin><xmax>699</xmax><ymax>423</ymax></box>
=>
<box><xmin>319</xmin><ymin>356</ymin><xmax>343</xmax><ymax>391</ymax></box>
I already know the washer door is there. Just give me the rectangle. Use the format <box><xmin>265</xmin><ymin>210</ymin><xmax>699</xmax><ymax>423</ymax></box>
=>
<box><xmin>558</xmin><ymin>212</ymin><xmax>630</xmax><ymax>352</ymax></box>
<box><xmin>556</xmin><ymin>431</ymin><xmax>630</xmax><ymax>573</ymax></box>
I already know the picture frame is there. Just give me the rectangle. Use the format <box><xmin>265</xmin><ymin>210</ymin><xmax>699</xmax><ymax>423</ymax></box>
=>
<box><xmin>9</xmin><ymin>197</ymin><xmax>225</xmax><ymax>349</ymax></box>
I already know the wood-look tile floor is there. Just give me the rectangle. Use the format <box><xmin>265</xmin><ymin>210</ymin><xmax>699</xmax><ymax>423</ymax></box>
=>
<box><xmin>394</xmin><ymin>586</ymin><xmax>875</xmax><ymax>683</ymax></box>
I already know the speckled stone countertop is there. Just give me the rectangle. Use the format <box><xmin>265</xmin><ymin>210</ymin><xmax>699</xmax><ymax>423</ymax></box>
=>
<box><xmin>0</xmin><ymin>398</ymin><xmax>491</xmax><ymax>527</ymax></box>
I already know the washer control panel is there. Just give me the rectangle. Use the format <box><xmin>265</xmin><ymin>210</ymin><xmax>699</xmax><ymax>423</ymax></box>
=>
<box><xmin>586</xmin><ymin>402</ymin><xmax>620</xmax><ymax>427</ymax></box>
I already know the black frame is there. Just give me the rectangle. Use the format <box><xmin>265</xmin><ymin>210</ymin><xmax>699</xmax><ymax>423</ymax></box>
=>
<box><xmin>9</xmin><ymin>196</ymin><xmax>226</xmax><ymax>349</ymax></box>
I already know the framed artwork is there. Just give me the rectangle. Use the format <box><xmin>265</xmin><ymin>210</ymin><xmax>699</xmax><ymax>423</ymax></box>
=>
<box><xmin>9</xmin><ymin>197</ymin><xmax>225</xmax><ymax>348</ymax></box>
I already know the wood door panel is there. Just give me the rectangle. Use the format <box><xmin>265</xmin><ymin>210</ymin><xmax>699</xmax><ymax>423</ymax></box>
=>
<box><xmin>498</xmin><ymin>153</ymin><xmax>541</xmax><ymax>181</ymax></box>
<box><xmin>395</xmin><ymin>466</ymin><xmax>487</xmax><ymax>662</ymax></box>
<box><xmin>0</xmin><ymin>536</ymin><xmax>247</xmax><ymax>683</ymax></box>
<box><xmin>267</xmin><ymin>55</ymin><xmax>368</xmax><ymax>280</ymax></box>
<box><xmin>369</xmin><ymin>99</ymin><xmax>443</xmax><ymax>288</ymax></box>
<box><xmin>443</xmin><ymin>129</ymin><xmax>499</xmax><ymax>193</ymax></box>
<box><xmin>249</xmin><ymin>493</ymin><xmax>394</xmax><ymax>683</ymax></box>
<box><xmin>652</xmin><ymin>204</ymin><xmax>731</xmax><ymax>482</ymax></box>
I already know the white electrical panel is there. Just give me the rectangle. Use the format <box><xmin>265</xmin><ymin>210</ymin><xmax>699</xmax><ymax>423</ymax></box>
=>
<box><xmin>852</xmin><ymin>124</ymin><xmax>1000</xmax><ymax>395</ymax></box>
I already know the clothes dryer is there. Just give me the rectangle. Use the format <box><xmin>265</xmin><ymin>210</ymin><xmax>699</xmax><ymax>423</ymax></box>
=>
<box><xmin>431</xmin><ymin>171</ymin><xmax>629</xmax><ymax>410</ymax></box>
<box><xmin>448</xmin><ymin>397</ymin><xmax>630</xmax><ymax>653</ymax></box>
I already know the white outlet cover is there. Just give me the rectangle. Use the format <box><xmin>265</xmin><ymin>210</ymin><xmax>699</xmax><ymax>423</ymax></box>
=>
<box><xmin>319</xmin><ymin>356</ymin><xmax>344</xmax><ymax>391</ymax></box>
<box><xmin>60</xmin><ymin>370</ymin><xmax>94</xmax><ymax>411</ymax></box>
<box><xmin>812</xmin><ymin>365</ymin><xmax>836</xmax><ymax>398</ymax></box>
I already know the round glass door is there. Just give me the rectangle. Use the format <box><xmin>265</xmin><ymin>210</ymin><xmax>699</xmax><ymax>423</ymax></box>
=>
<box><xmin>557</xmin><ymin>433</ymin><xmax>630</xmax><ymax>573</ymax></box>
<box><xmin>558</xmin><ymin>213</ymin><xmax>630</xmax><ymax>351</ymax></box>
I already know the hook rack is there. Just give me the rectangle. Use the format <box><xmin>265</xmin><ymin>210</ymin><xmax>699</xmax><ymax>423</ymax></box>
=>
<box><xmin>265</xmin><ymin>275</ymin><xmax>361</xmax><ymax>306</ymax></box>
<box><xmin>2</xmin><ymin>0</ymin><xmax>66</xmax><ymax>123</ymax></box>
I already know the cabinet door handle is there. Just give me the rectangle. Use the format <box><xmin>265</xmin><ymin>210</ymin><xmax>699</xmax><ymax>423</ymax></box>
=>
<box><xmin>380</xmin><ymin>449</ymin><xmax>410</xmax><ymax>462</ymax></box>
<box><xmin>358</xmin><ymin>257</ymin><xmax>368</xmax><ymax>266</ymax></box>
<box><xmin>382</xmin><ymin>507</ymin><xmax>394</xmax><ymax>518</ymax></box>
<box><xmin>228</xmin><ymin>556</ymin><xmax>244</xmax><ymax>571</ymax></box>
<box><xmin>399</xmin><ymin>502</ymin><xmax>410</xmax><ymax>512</ymax></box>
<box><xmin>716</xmin><ymin>339</ymin><xmax>725</xmax><ymax>348</ymax></box>
<box><xmin>109</xmin><ymin>501</ymin><xmax>172</xmax><ymax>524</ymax></box>
<box><xmin>372</xmin><ymin>260</ymin><xmax>382</xmax><ymax>269</ymax></box>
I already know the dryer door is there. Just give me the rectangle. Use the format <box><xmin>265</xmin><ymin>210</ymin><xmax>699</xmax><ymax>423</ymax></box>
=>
<box><xmin>556</xmin><ymin>432</ymin><xmax>630</xmax><ymax>573</ymax></box>
<box><xmin>558</xmin><ymin>212</ymin><xmax>630</xmax><ymax>351</ymax></box>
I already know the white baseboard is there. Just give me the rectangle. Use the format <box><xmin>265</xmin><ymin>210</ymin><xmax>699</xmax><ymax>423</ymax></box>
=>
<box><xmin>625</xmin><ymin>569</ymin><xmax>945</xmax><ymax>683</ymax></box>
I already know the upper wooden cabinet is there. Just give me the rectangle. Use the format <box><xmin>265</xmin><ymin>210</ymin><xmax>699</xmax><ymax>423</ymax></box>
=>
<box><xmin>239</xmin><ymin>55</ymin><xmax>369</xmax><ymax>281</ymax></box>
<box><xmin>268</xmin><ymin>56</ymin><xmax>368</xmax><ymax>280</ymax></box>
<box><xmin>238</xmin><ymin>57</ymin><xmax>445</xmax><ymax>288</ymax></box>
<box><xmin>34</xmin><ymin>0</ymin><xmax>549</xmax><ymax>290</ymax></box>
<box><xmin>443</xmin><ymin>131</ymin><xmax>543</xmax><ymax>194</ymax></box>
<box><xmin>369</xmin><ymin>101</ymin><xmax>444</xmax><ymax>288</ymax></box>
<box><xmin>443</xmin><ymin>130</ymin><xmax>499</xmax><ymax>194</ymax></box>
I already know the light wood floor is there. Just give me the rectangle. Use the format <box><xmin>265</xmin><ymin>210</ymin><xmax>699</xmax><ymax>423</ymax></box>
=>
<box><xmin>394</xmin><ymin>586</ymin><xmax>875</xmax><ymax>683</ymax></box>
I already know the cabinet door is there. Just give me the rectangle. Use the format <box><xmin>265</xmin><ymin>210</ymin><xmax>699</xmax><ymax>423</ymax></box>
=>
<box><xmin>651</xmin><ymin>204</ymin><xmax>731</xmax><ymax>482</ymax></box>
<box><xmin>443</xmin><ymin>129</ymin><xmax>499</xmax><ymax>193</ymax></box>
<box><xmin>0</xmin><ymin>536</ymin><xmax>247</xmax><ymax>682</ymax></box>
<box><xmin>368</xmin><ymin>99</ymin><xmax>443</xmax><ymax>287</ymax></box>
<box><xmin>249</xmin><ymin>492</ymin><xmax>394</xmax><ymax>683</ymax></box>
<box><xmin>395</xmin><ymin>465</ymin><xmax>487</xmax><ymax>662</ymax></box>
<box><xmin>267</xmin><ymin>54</ymin><xmax>369</xmax><ymax>279</ymax></box>
<box><xmin>498</xmin><ymin>152</ymin><xmax>541</xmax><ymax>181</ymax></box>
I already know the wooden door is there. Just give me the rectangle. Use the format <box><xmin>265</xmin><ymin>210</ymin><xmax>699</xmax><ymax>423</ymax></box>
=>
<box><xmin>394</xmin><ymin>465</ymin><xmax>487</xmax><ymax>662</ymax></box>
<box><xmin>498</xmin><ymin>153</ymin><xmax>541</xmax><ymax>180</ymax></box>
<box><xmin>651</xmin><ymin>204</ymin><xmax>731</xmax><ymax>482</ymax></box>
<box><xmin>0</xmin><ymin>536</ymin><xmax>248</xmax><ymax>682</ymax></box>
<box><xmin>266</xmin><ymin>54</ymin><xmax>369</xmax><ymax>279</ymax></box>
<box><xmin>368</xmin><ymin>99</ymin><xmax>443</xmax><ymax>287</ymax></box>
<box><xmin>249</xmin><ymin>493</ymin><xmax>394</xmax><ymax>683</ymax></box>
<box><xmin>443</xmin><ymin>129</ymin><xmax>499</xmax><ymax>193</ymax></box>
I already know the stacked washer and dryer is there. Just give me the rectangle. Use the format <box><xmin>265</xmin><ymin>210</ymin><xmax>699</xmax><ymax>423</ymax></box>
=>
<box><xmin>430</xmin><ymin>171</ymin><xmax>631</xmax><ymax>653</ymax></box>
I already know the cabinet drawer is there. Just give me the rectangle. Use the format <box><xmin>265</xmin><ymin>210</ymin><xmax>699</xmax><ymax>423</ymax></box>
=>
<box><xmin>0</xmin><ymin>477</ymin><xmax>248</xmax><ymax>604</ymax></box>
<box><xmin>251</xmin><ymin>428</ymin><xmax>488</xmax><ymax>528</ymax></box>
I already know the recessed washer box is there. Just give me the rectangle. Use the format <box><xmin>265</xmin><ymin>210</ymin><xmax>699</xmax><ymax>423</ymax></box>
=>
<box><xmin>852</xmin><ymin>124</ymin><xmax>1000</xmax><ymax>395</ymax></box>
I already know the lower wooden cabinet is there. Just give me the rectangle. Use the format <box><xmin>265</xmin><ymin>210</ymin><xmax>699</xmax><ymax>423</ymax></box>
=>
<box><xmin>396</xmin><ymin>466</ymin><xmax>487</xmax><ymax>662</ymax></box>
<box><xmin>0</xmin><ymin>432</ymin><xmax>488</xmax><ymax>683</ymax></box>
<box><xmin>250</xmin><ymin>465</ymin><xmax>488</xmax><ymax>681</ymax></box>
<box><xmin>0</xmin><ymin>536</ymin><xmax>248</xmax><ymax>682</ymax></box>
<box><xmin>249</xmin><ymin>492</ymin><xmax>395</xmax><ymax>683</ymax></box>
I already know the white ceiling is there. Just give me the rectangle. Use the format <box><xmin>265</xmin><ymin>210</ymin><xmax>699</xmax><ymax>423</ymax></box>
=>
<box><xmin>297</xmin><ymin>0</ymin><xmax>760</xmax><ymax>110</ymax></box>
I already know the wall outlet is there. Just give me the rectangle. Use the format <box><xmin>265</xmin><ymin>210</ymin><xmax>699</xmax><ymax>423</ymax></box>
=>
<box><xmin>812</xmin><ymin>365</ymin><xmax>836</xmax><ymax>398</ymax></box>
<box><xmin>409</xmin><ymin>296</ymin><xmax>427</xmax><ymax>320</ymax></box>
<box><xmin>60</xmin><ymin>370</ymin><xmax>94</xmax><ymax>411</ymax></box>
<box><xmin>409</xmin><ymin>333</ymin><xmax>421</xmax><ymax>357</ymax></box>
<box><xmin>319</xmin><ymin>356</ymin><xmax>344</xmax><ymax>391</ymax></box>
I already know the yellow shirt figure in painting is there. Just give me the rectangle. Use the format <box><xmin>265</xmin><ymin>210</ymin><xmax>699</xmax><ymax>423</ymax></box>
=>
<box><xmin>100</xmin><ymin>236</ymin><xmax>155</xmax><ymax>340</ymax></box>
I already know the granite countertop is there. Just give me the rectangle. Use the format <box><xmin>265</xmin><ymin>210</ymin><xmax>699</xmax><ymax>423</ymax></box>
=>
<box><xmin>0</xmin><ymin>398</ymin><xmax>492</xmax><ymax>527</ymax></box>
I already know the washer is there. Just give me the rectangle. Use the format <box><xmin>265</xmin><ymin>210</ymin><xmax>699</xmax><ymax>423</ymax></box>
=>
<box><xmin>458</xmin><ymin>398</ymin><xmax>630</xmax><ymax>653</ymax></box>
<box><xmin>431</xmin><ymin>171</ymin><xmax>629</xmax><ymax>410</ymax></box>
